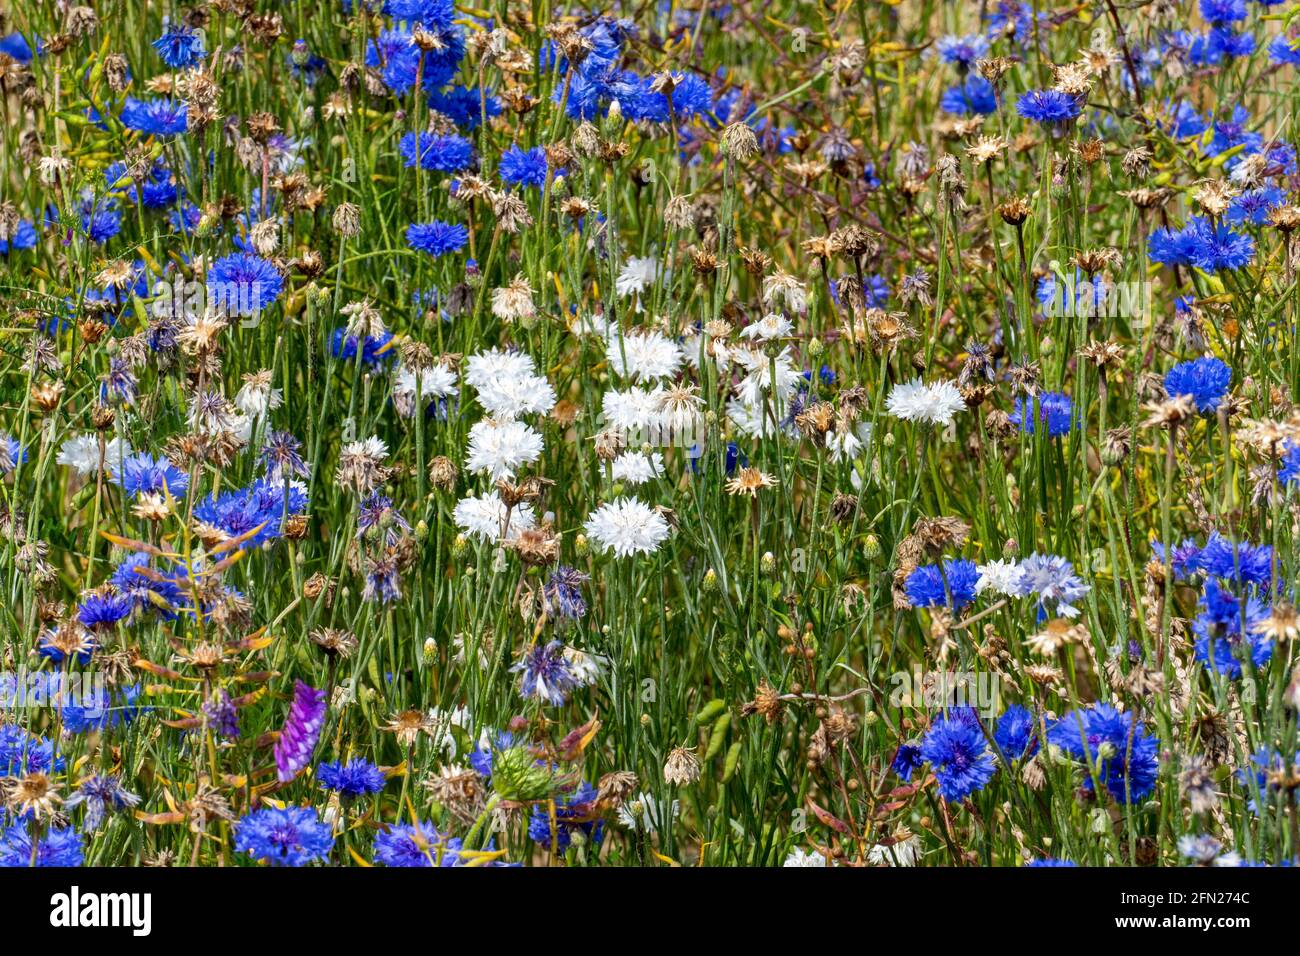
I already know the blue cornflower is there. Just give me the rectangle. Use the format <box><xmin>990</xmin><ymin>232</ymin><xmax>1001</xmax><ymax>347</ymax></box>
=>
<box><xmin>235</xmin><ymin>806</ymin><xmax>334</xmax><ymax>867</ymax></box>
<box><xmin>429</xmin><ymin>84</ymin><xmax>501</xmax><ymax>129</ymax></box>
<box><xmin>362</xmin><ymin>555</ymin><xmax>403</xmax><ymax>604</ymax></box>
<box><xmin>1227</xmin><ymin>186</ymin><xmax>1284</xmax><ymax>225</ymax></box>
<box><xmin>81</xmin><ymin>202</ymin><xmax>121</xmax><ymax>244</ymax></box>
<box><xmin>357</xmin><ymin>493</ymin><xmax>412</xmax><ymax>546</ymax></box>
<box><xmin>1269</xmin><ymin>33</ymin><xmax>1300</xmax><ymax>65</ymax></box>
<box><xmin>1010</xmin><ymin>391</ymin><xmax>1074</xmax><ymax>437</ymax></box>
<box><xmin>1047</xmin><ymin>703</ymin><xmax>1160</xmax><ymax>802</ymax></box>
<box><xmin>936</xmin><ymin>33</ymin><xmax>990</xmax><ymax>68</ymax></box>
<box><xmin>62</xmin><ymin>684</ymin><xmax>141</xmax><ymax>734</ymax></box>
<box><xmin>1164</xmin><ymin>357</ymin><xmax>1231</xmax><ymax>413</ymax></box>
<box><xmin>1160</xmin><ymin>218</ymin><xmax>1246</xmax><ymax>268</ymax></box>
<box><xmin>528</xmin><ymin>781</ymin><xmax>603</xmax><ymax>850</ymax></box>
<box><xmin>288</xmin><ymin>39</ymin><xmax>327</xmax><ymax>83</ymax></box>
<box><xmin>0</xmin><ymin>433</ymin><xmax>26</xmax><ymax>474</ymax></box>
<box><xmin>112</xmin><ymin>452</ymin><xmax>189</xmax><ymax>499</ymax></box>
<box><xmin>919</xmin><ymin>708</ymin><xmax>996</xmax><ymax>802</ymax></box>
<box><xmin>374</xmin><ymin>820</ymin><xmax>465</xmax><ymax>866</ymax></box>
<box><xmin>120</xmin><ymin>97</ymin><xmax>189</xmax><ymax>136</ymax></box>
<box><xmin>994</xmin><ymin>704</ymin><xmax>1037</xmax><ymax>760</ymax></box>
<box><xmin>406</xmin><ymin>220</ymin><xmax>468</xmax><ymax>257</ymax></box>
<box><xmin>398</xmin><ymin>131</ymin><xmax>474</xmax><ymax>171</ymax></box>
<box><xmin>1192</xmin><ymin>533</ymin><xmax>1272</xmax><ymax>588</ymax></box>
<box><xmin>1189</xmin><ymin>218</ymin><xmax>1255</xmax><ymax>272</ymax></box>
<box><xmin>1193</xmin><ymin>579</ymin><xmax>1271</xmax><ymax>679</ymax></box>
<box><xmin>318</xmin><ymin>759</ymin><xmax>387</xmax><ymax>798</ymax></box>
<box><xmin>0</xmin><ymin>726</ymin><xmax>63</xmax><ymax>776</ymax></box>
<box><xmin>905</xmin><ymin>558</ymin><xmax>979</xmax><ymax>610</ymax></box>
<box><xmin>1037</xmin><ymin>270</ymin><xmax>1109</xmax><ymax>317</ymax></box>
<box><xmin>891</xmin><ymin>743</ymin><xmax>925</xmax><ymax>781</ymax></box>
<box><xmin>542</xmin><ymin>566</ymin><xmax>589</xmax><ymax>622</ymax></box>
<box><xmin>667</xmin><ymin>73</ymin><xmax>715</xmax><ymax>118</ymax></box>
<box><xmin>1200</xmin><ymin>0</ymin><xmax>1248</xmax><ymax>23</ymax></box>
<box><xmin>498</xmin><ymin>145</ymin><xmax>553</xmax><ymax>189</ymax></box>
<box><xmin>468</xmin><ymin>730</ymin><xmax>516</xmax><ymax>780</ymax></box>
<box><xmin>385</xmin><ymin>0</ymin><xmax>457</xmax><ymax>27</ymax></box>
<box><xmin>65</xmin><ymin>774</ymin><xmax>141</xmax><ymax>831</ymax></box>
<box><xmin>332</xmin><ymin>327</ymin><xmax>395</xmax><ymax>365</ymax></box>
<box><xmin>1015</xmin><ymin>553</ymin><xmax>1090</xmax><ymax>618</ymax></box>
<box><xmin>1237</xmin><ymin>748</ymin><xmax>1299</xmax><ymax>813</ymax></box>
<box><xmin>0</xmin><ymin>825</ymin><xmax>84</xmax><ymax>867</ymax></box>
<box><xmin>152</xmin><ymin>23</ymin><xmax>206</xmax><ymax>68</ymax></box>
<box><xmin>111</xmin><ymin>552</ymin><xmax>184</xmax><ymax>619</ymax></box>
<box><xmin>207</xmin><ymin>252</ymin><xmax>284</xmax><ymax>315</ymax></box>
<box><xmin>1162</xmin><ymin>100</ymin><xmax>1209</xmax><ymax>139</ymax></box>
<box><xmin>192</xmin><ymin>479</ymin><xmax>308</xmax><ymax>548</ymax></box>
<box><xmin>76</xmin><ymin>591</ymin><xmax>133</xmax><ymax>632</ymax></box>
<box><xmin>1150</xmin><ymin>538</ymin><xmax>1202</xmax><ymax>581</ymax></box>
<box><xmin>1281</xmin><ymin>442</ymin><xmax>1300</xmax><ymax>485</ymax></box>
<box><xmin>1015</xmin><ymin>89</ymin><xmax>1082</xmax><ymax>125</ymax></box>
<box><xmin>0</xmin><ymin>32</ymin><xmax>36</xmax><ymax>63</ymax></box>
<box><xmin>261</xmin><ymin>430</ymin><xmax>310</xmax><ymax>481</ymax></box>
<box><xmin>1026</xmin><ymin>858</ymin><xmax>1078</xmax><ymax>867</ymax></box>
<box><xmin>0</xmin><ymin>219</ymin><xmax>37</xmax><ymax>255</ymax></box>
<box><xmin>940</xmin><ymin>75</ymin><xmax>997</xmax><ymax>115</ymax></box>
<box><xmin>511</xmin><ymin>640</ymin><xmax>580</xmax><ymax>706</ymax></box>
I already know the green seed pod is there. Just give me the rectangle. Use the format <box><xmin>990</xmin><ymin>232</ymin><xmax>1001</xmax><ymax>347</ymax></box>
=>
<box><xmin>704</xmin><ymin>712</ymin><xmax>731</xmax><ymax>761</ymax></box>
<box><xmin>721</xmin><ymin>741</ymin><xmax>743</xmax><ymax>782</ymax></box>
<box><xmin>694</xmin><ymin>699</ymin><xmax>728</xmax><ymax>726</ymax></box>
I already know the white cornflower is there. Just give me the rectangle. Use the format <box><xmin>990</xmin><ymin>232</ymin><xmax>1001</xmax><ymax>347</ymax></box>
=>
<box><xmin>569</xmin><ymin>310</ymin><xmax>614</xmax><ymax>339</ymax></box>
<box><xmin>681</xmin><ymin>327</ymin><xmax>734</xmax><ymax>373</ymax></box>
<box><xmin>424</xmin><ymin>705</ymin><xmax>472</xmax><ymax>758</ymax></box>
<box><xmin>727</xmin><ymin>397</ymin><xmax>782</xmax><ymax>439</ymax></box>
<box><xmin>602</xmin><ymin>387</ymin><xmax>666</xmax><ymax>434</ymax></box>
<box><xmin>234</xmin><ymin>369</ymin><xmax>283</xmax><ymax>419</ymax></box>
<box><xmin>740</xmin><ymin>312</ymin><xmax>794</xmax><ymax>341</ymax></box>
<box><xmin>885</xmin><ymin>377</ymin><xmax>966</xmax><ymax>427</ymax></box>
<box><xmin>392</xmin><ymin>363</ymin><xmax>458</xmax><ymax>418</ymax></box>
<box><xmin>617</xmin><ymin>792</ymin><xmax>680</xmax><ymax>832</ymax></box>
<box><xmin>605</xmin><ymin>328</ymin><xmax>684</xmax><ymax>382</ymax></box>
<box><xmin>452</xmin><ymin>490</ymin><xmax>537</xmax><ymax>543</ymax></box>
<box><xmin>783</xmin><ymin>847</ymin><xmax>830</xmax><ymax>867</ymax></box>
<box><xmin>395</xmin><ymin>363</ymin><xmax>457</xmax><ymax>401</ymax></box>
<box><xmin>826</xmin><ymin>428</ymin><xmax>864</xmax><ymax>462</ymax></box>
<box><xmin>336</xmin><ymin>436</ymin><xmax>391</xmax><ymax>493</ymax></box>
<box><xmin>656</xmin><ymin>384</ymin><xmax>704</xmax><ymax>440</ymax></box>
<box><xmin>614</xmin><ymin>255</ymin><xmax>664</xmax><ymax>299</ymax></box>
<box><xmin>490</xmin><ymin>274</ymin><xmax>535</xmax><ymax>322</ymax></box>
<box><xmin>732</xmin><ymin>345</ymin><xmax>801</xmax><ymax>407</ymax></box>
<box><xmin>762</xmin><ymin>271</ymin><xmax>808</xmax><ymax>313</ymax></box>
<box><xmin>56</xmin><ymin>434</ymin><xmax>132</xmax><ymax>477</ymax></box>
<box><xmin>867</xmin><ymin>834</ymin><xmax>921</xmax><ymax>866</ymax></box>
<box><xmin>465</xmin><ymin>418</ymin><xmax>544</xmax><ymax>480</ymax></box>
<box><xmin>475</xmin><ymin>372</ymin><xmax>556</xmax><ymax>419</ymax></box>
<box><xmin>464</xmin><ymin>347</ymin><xmax>536</xmax><ymax>390</ymax></box>
<box><xmin>611</xmin><ymin>450</ymin><xmax>664</xmax><ymax>486</ymax></box>
<box><xmin>562</xmin><ymin>646</ymin><xmax>606</xmax><ymax>686</ymax></box>
<box><xmin>976</xmin><ymin>559</ymin><xmax>1023</xmax><ymax>597</ymax></box>
<box><xmin>584</xmin><ymin>497</ymin><xmax>671</xmax><ymax>557</ymax></box>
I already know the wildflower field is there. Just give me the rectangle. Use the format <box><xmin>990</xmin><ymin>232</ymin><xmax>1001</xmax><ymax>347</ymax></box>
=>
<box><xmin>2</xmin><ymin>0</ymin><xmax>1300</xmax><ymax>874</ymax></box>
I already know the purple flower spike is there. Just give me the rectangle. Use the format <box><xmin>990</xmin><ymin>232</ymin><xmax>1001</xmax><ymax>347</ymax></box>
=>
<box><xmin>274</xmin><ymin>680</ymin><xmax>327</xmax><ymax>782</ymax></box>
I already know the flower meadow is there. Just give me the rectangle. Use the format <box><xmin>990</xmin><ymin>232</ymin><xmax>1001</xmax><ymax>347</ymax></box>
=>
<box><xmin>2</xmin><ymin>0</ymin><xmax>1300</xmax><ymax>874</ymax></box>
